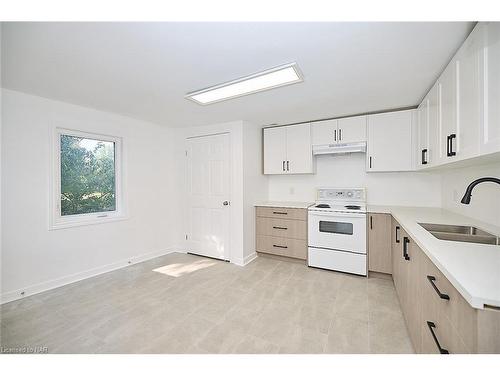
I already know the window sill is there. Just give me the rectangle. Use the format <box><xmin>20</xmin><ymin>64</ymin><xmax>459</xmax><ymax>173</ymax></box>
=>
<box><xmin>49</xmin><ymin>215</ymin><xmax>129</xmax><ymax>230</ymax></box>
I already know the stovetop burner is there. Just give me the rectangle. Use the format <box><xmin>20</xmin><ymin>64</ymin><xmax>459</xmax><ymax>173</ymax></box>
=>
<box><xmin>344</xmin><ymin>205</ymin><xmax>361</xmax><ymax>210</ymax></box>
<box><xmin>315</xmin><ymin>204</ymin><xmax>331</xmax><ymax>208</ymax></box>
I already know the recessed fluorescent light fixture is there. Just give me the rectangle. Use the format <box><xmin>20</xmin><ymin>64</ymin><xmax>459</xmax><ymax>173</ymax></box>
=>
<box><xmin>185</xmin><ymin>62</ymin><xmax>303</xmax><ymax>105</ymax></box>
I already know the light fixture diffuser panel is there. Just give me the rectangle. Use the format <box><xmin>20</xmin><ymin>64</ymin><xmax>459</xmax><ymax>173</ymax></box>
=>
<box><xmin>186</xmin><ymin>63</ymin><xmax>303</xmax><ymax>105</ymax></box>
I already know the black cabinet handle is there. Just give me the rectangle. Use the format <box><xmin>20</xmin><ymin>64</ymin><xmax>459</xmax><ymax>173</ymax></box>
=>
<box><xmin>421</xmin><ymin>149</ymin><xmax>428</xmax><ymax>165</ymax></box>
<box><xmin>395</xmin><ymin>226</ymin><xmax>400</xmax><ymax>243</ymax></box>
<box><xmin>282</xmin><ymin>160</ymin><xmax>285</xmax><ymax>171</ymax></box>
<box><xmin>286</xmin><ymin>160</ymin><xmax>289</xmax><ymax>172</ymax></box>
<box><xmin>446</xmin><ymin>135</ymin><xmax>451</xmax><ymax>157</ymax></box>
<box><xmin>369</xmin><ymin>156</ymin><xmax>372</xmax><ymax>169</ymax></box>
<box><xmin>339</xmin><ymin>129</ymin><xmax>342</xmax><ymax>141</ymax></box>
<box><xmin>334</xmin><ymin>129</ymin><xmax>337</xmax><ymax>142</ymax></box>
<box><xmin>427</xmin><ymin>321</ymin><xmax>449</xmax><ymax>354</ymax></box>
<box><xmin>370</xmin><ymin>215</ymin><xmax>373</xmax><ymax>230</ymax></box>
<box><xmin>403</xmin><ymin>236</ymin><xmax>410</xmax><ymax>261</ymax></box>
<box><xmin>272</xmin><ymin>211</ymin><xmax>287</xmax><ymax>215</ymax></box>
<box><xmin>427</xmin><ymin>276</ymin><xmax>450</xmax><ymax>300</ymax></box>
<box><xmin>449</xmin><ymin>134</ymin><xmax>456</xmax><ymax>156</ymax></box>
<box><xmin>273</xmin><ymin>244</ymin><xmax>288</xmax><ymax>249</ymax></box>
<box><xmin>272</xmin><ymin>226</ymin><xmax>288</xmax><ymax>230</ymax></box>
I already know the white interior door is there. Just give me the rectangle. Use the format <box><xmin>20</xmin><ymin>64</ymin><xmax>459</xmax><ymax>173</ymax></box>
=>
<box><xmin>186</xmin><ymin>133</ymin><xmax>231</xmax><ymax>260</ymax></box>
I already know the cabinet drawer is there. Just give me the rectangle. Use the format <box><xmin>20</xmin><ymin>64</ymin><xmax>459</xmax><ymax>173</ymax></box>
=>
<box><xmin>256</xmin><ymin>217</ymin><xmax>306</xmax><ymax>240</ymax></box>
<box><xmin>256</xmin><ymin>235</ymin><xmax>307</xmax><ymax>260</ymax></box>
<box><xmin>421</xmin><ymin>314</ymin><xmax>470</xmax><ymax>354</ymax></box>
<box><xmin>422</xmin><ymin>254</ymin><xmax>477</xmax><ymax>352</ymax></box>
<box><xmin>256</xmin><ymin>206</ymin><xmax>307</xmax><ymax>221</ymax></box>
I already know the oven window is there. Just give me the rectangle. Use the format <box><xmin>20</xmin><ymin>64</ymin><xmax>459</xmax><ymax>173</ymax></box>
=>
<box><xmin>319</xmin><ymin>221</ymin><xmax>353</xmax><ymax>235</ymax></box>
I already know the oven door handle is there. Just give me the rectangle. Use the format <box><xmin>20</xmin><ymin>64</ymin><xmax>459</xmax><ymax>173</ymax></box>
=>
<box><xmin>308</xmin><ymin>212</ymin><xmax>366</xmax><ymax>219</ymax></box>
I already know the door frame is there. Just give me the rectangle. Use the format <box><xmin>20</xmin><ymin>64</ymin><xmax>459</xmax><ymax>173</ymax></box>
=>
<box><xmin>184</xmin><ymin>131</ymin><xmax>232</xmax><ymax>261</ymax></box>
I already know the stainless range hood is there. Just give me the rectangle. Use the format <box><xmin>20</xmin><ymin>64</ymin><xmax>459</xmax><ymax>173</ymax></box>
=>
<box><xmin>312</xmin><ymin>142</ymin><xmax>367</xmax><ymax>156</ymax></box>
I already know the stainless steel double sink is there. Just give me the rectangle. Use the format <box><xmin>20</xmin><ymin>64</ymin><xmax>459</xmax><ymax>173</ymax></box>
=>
<box><xmin>419</xmin><ymin>223</ymin><xmax>500</xmax><ymax>246</ymax></box>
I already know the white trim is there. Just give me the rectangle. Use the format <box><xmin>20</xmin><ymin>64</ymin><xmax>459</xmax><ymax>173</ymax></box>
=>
<box><xmin>232</xmin><ymin>252</ymin><xmax>258</xmax><ymax>267</ymax></box>
<box><xmin>0</xmin><ymin>248</ymin><xmax>180</xmax><ymax>305</ymax></box>
<box><xmin>49</xmin><ymin>126</ymin><xmax>127</xmax><ymax>230</ymax></box>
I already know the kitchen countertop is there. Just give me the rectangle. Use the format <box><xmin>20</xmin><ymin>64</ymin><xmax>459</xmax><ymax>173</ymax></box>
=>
<box><xmin>255</xmin><ymin>201</ymin><xmax>314</xmax><ymax>209</ymax></box>
<box><xmin>369</xmin><ymin>205</ymin><xmax>500</xmax><ymax>309</ymax></box>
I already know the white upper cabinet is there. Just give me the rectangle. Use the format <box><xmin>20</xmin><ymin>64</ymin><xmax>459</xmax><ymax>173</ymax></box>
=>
<box><xmin>263</xmin><ymin>123</ymin><xmax>313</xmax><ymax>175</ymax></box>
<box><xmin>417</xmin><ymin>96</ymin><xmax>429</xmax><ymax>168</ymax></box>
<box><xmin>367</xmin><ymin>110</ymin><xmax>415</xmax><ymax>172</ymax></box>
<box><xmin>427</xmin><ymin>83</ymin><xmax>439</xmax><ymax>166</ymax></box>
<box><xmin>338</xmin><ymin>115</ymin><xmax>367</xmax><ymax>143</ymax></box>
<box><xmin>418</xmin><ymin>22</ymin><xmax>499</xmax><ymax>169</ymax></box>
<box><xmin>436</xmin><ymin>58</ymin><xmax>457</xmax><ymax>165</ymax></box>
<box><xmin>311</xmin><ymin>119</ymin><xmax>338</xmax><ymax>145</ymax></box>
<box><xmin>286</xmin><ymin>124</ymin><xmax>313</xmax><ymax>174</ymax></box>
<box><xmin>455</xmin><ymin>26</ymin><xmax>482</xmax><ymax>161</ymax></box>
<box><xmin>263</xmin><ymin>126</ymin><xmax>288</xmax><ymax>174</ymax></box>
<box><xmin>311</xmin><ymin>116</ymin><xmax>366</xmax><ymax>145</ymax></box>
<box><xmin>480</xmin><ymin>22</ymin><xmax>500</xmax><ymax>155</ymax></box>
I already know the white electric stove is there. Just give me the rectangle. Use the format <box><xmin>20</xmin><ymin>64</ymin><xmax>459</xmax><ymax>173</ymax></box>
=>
<box><xmin>308</xmin><ymin>187</ymin><xmax>367</xmax><ymax>276</ymax></box>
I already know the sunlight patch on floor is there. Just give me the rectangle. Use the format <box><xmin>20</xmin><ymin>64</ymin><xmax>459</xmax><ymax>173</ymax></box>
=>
<box><xmin>152</xmin><ymin>259</ymin><xmax>217</xmax><ymax>277</ymax></box>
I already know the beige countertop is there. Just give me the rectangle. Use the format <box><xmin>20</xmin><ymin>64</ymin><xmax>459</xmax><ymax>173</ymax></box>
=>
<box><xmin>370</xmin><ymin>205</ymin><xmax>500</xmax><ymax>309</ymax></box>
<box><xmin>255</xmin><ymin>201</ymin><xmax>314</xmax><ymax>209</ymax></box>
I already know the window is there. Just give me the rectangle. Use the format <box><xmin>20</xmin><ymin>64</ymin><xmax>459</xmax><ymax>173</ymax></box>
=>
<box><xmin>51</xmin><ymin>128</ymin><xmax>124</xmax><ymax>229</ymax></box>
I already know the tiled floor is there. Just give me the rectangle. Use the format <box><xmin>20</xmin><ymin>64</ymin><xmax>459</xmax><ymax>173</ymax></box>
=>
<box><xmin>0</xmin><ymin>253</ymin><xmax>414</xmax><ymax>354</ymax></box>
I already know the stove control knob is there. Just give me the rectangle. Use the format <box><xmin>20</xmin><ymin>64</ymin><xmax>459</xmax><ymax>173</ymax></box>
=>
<box><xmin>347</xmin><ymin>191</ymin><xmax>353</xmax><ymax>197</ymax></box>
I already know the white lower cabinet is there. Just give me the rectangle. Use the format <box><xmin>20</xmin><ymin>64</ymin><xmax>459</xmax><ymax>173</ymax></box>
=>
<box><xmin>367</xmin><ymin>110</ymin><xmax>415</xmax><ymax>172</ymax></box>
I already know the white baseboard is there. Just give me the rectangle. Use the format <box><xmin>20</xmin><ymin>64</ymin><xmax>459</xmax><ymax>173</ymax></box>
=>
<box><xmin>0</xmin><ymin>247</ymin><xmax>179</xmax><ymax>305</ymax></box>
<box><xmin>232</xmin><ymin>252</ymin><xmax>258</xmax><ymax>267</ymax></box>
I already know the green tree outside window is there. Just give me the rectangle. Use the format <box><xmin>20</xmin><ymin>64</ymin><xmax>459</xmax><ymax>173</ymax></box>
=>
<box><xmin>60</xmin><ymin>135</ymin><xmax>116</xmax><ymax>216</ymax></box>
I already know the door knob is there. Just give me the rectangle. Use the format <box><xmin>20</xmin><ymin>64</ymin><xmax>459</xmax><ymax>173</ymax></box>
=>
<box><xmin>223</xmin><ymin>201</ymin><xmax>230</xmax><ymax>206</ymax></box>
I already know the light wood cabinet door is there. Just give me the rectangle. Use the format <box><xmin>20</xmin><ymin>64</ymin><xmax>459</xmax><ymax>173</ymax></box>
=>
<box><xmin>367</xmin><ymin>110</ymin><xmax>414</xmax><ymax>172</ymax></box>
<box><xmin>286</xmin><ymin>123</ymin><xmax>313</xmax><ymax>174</ymax></box>
<box><xmin>391</xmin><ymin>219</ymin><xmax>405</xmax><ymax>307</ymax></box>
<box><xmin>263</xmin><ymin>127</ymin><xmax>287</xmax><ymax>174</ymax></box>
<box><xmin>406</xmin><ymin>240</ymin><xmax>423</xmax><ymax>353</ymax></box>
<box><xmin>338</xmin><ymin>115</ymin><xmax>367</xmax><ymax>143</ymax></box>
<box><xmin>368</xmin><ymin>213</ymin><xmax>392</xmax><ymax>274</ymax></box>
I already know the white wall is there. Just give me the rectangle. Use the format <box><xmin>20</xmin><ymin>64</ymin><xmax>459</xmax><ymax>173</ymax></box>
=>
<box><xmin>441</xmin><ymin>162</ymin><xmax>500</xmax><ymax>227</ymax></box>
<box><xmin>268</xmin><ymin>153</ymin><xmax>442</xmax><ymax>206</ymax></box>
<box><xmin>1</xmin><ymin>89</ymin><xmax>177</xmax><ymax>302</ymax></box>
<box><xmin>242</xmin><ymin>122</ymin><xmax>268</xmax><ymax>262</ymax></box>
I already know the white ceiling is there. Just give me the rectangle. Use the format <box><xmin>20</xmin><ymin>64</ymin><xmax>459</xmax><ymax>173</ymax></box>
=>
<box><xmin>1</xmin><ymin>22</ymin><xmax>474</xmax><ymax>127</ymax></box>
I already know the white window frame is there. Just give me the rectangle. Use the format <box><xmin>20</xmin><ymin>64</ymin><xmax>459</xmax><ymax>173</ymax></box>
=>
<box><xmin>50</xmin><ymin>127</ymin><xmax>126</xmax><ymax>230</ymax></box>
